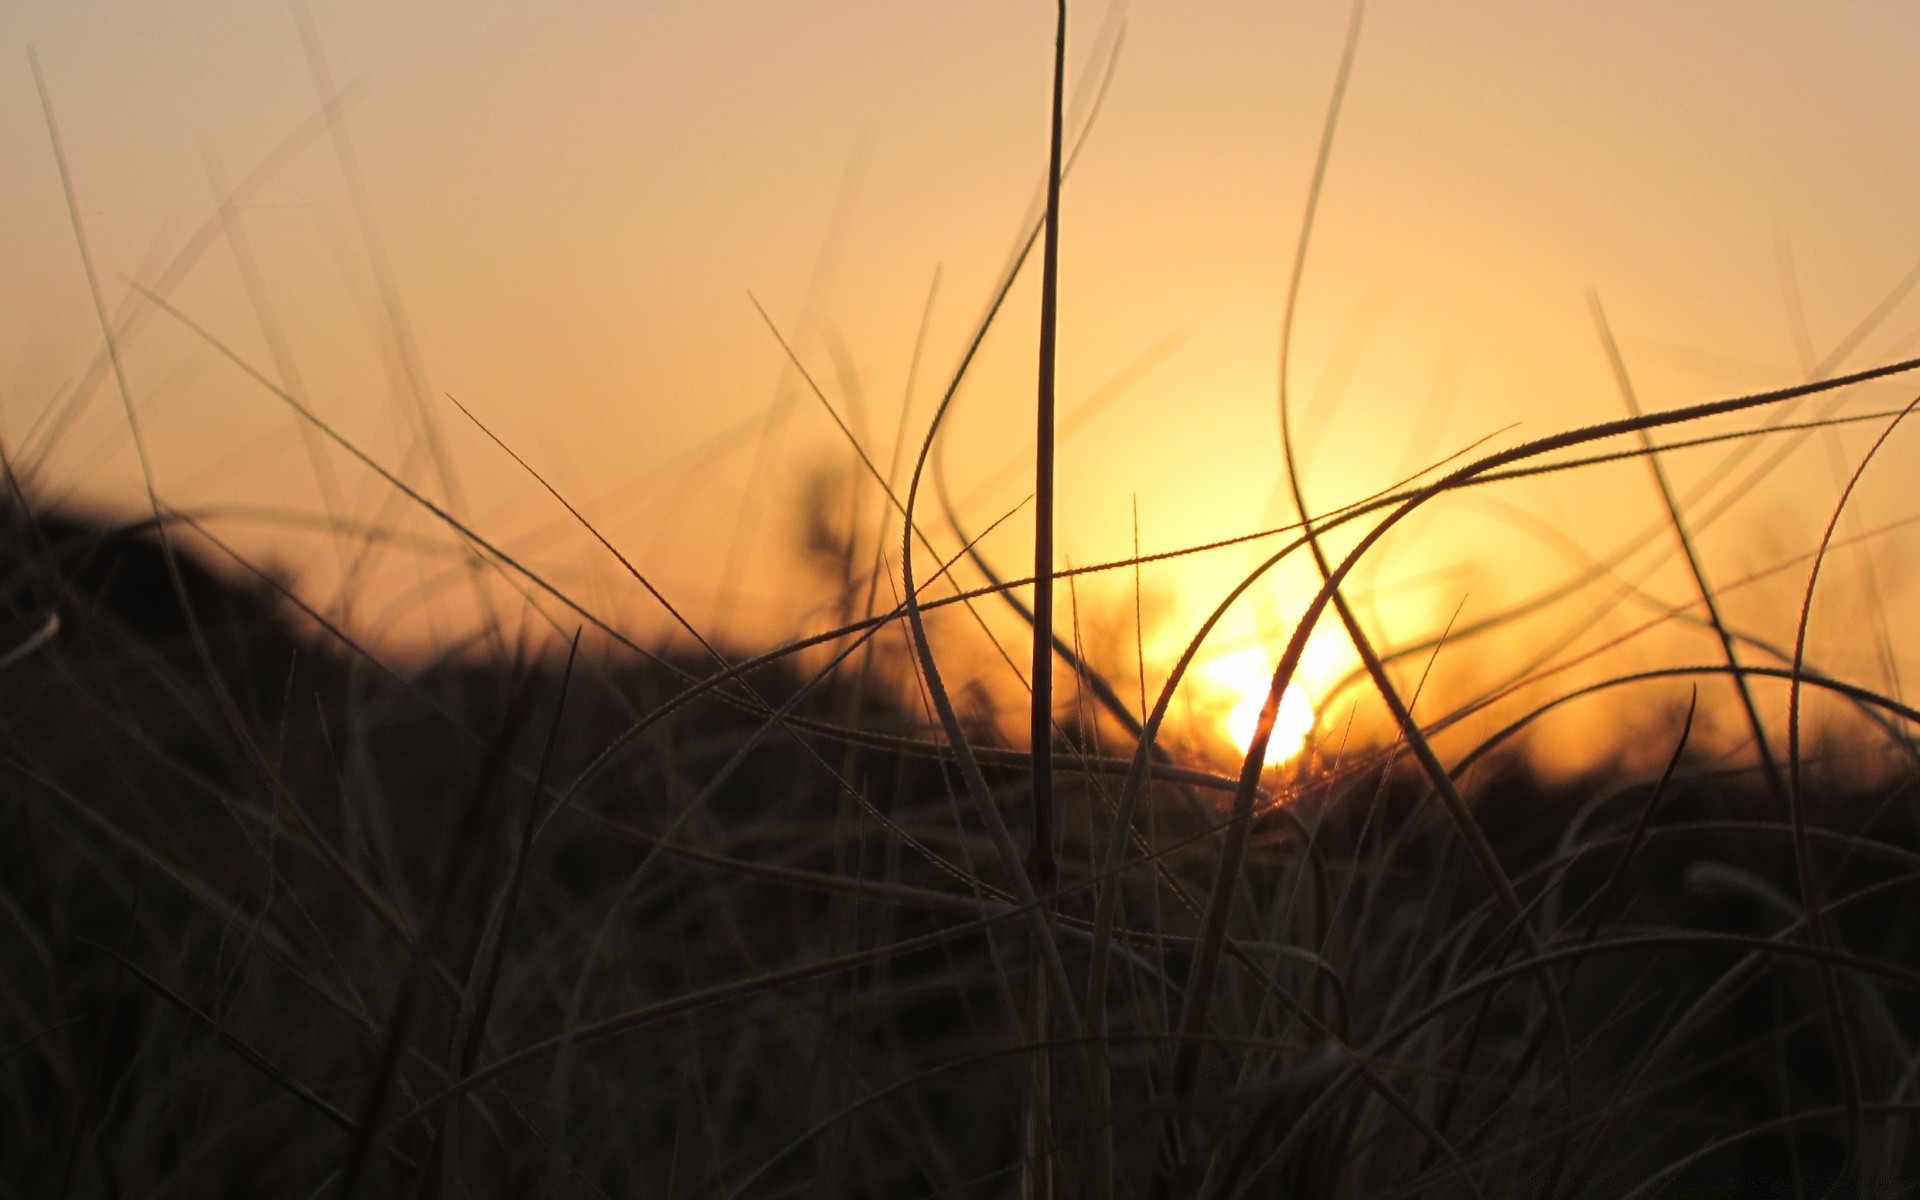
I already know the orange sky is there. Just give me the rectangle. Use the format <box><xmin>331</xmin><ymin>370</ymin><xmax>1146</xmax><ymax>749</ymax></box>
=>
<box><xmin>8</xmin><ymin>2</ymin><xmax>1920</xmax><ymax>769</ymax></box>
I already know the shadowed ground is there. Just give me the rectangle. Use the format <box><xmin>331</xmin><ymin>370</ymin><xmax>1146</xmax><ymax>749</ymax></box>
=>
<box><xmin>4</xmin><ymin>500</ymin><xmax>1919</xmax><ymax>1198</ymax></box>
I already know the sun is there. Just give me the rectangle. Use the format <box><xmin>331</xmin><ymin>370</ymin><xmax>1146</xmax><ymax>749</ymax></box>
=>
<box><xmin>1200</xmin><ymin>648</ymin><xmax>1317</xmax><ymax>766</ymax></box>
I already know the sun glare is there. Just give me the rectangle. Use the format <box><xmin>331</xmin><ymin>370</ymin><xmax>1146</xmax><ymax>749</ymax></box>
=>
<box><xmin>1201</xmin><ymin>648</ymin><xmax>1317</xmax><ymax>767</ymax></box>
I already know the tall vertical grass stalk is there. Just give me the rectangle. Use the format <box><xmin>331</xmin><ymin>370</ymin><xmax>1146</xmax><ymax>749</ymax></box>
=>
<box><xmin>1028</xmin><ymin>6</ymin><xmax>1069</xmax><ymax>1192</ymax></box>
<box><xmin>1028</xmin><ymin>0</ymin><xmax>1069</xmax><ymax>893</ymax></box>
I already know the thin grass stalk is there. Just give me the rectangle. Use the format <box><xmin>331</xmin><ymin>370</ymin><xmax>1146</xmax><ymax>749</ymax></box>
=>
<box><xmin>1784</xmin><ymin>393</ymin><xmax>1920</xmax><ymax>1173</ymax></box>
<box><xmin>1026</xmin><ymin>10</ymin><xmax>1068</xmax><ymax>1187</ymax></box>
<box><xmin>898</xmin><ymin>320</ymin><xmax>1088</xmax><ymax>1097</ymax></box>
<box><xmin>201</xmin><ymin>146</ymin><xmax>354</xmax><ymax>591</ymax></box>
<box><xmin>87</xmin><ymin>942</ymin><xmax>372</xmax><ymax>1142</ymax></box>
<box><xmin>19</xmin><ymin>88</ymin><xmax>366</xmax><ymax>468</ymax></box>
<box><xmin>1589</xmin><ymin>295</ymin><xmax>1787</xmax><ymax>802</ymax></box>
<box><xmin>748</xmin><ymin>297</ymin><xmax>1045</xmax><ymax>710</ymax></box>
<box><xmin>1606</xmin><ymin>251</ymin><xmax>1920</xmax><ymax>606</ymax></box>
<box><xmin>928</xmin><ymin>33</ymin><xmax>1146</xmax><ymax>740</ymax></box>
<box><xmin>1029</xmin><ymin>0</ymin><xmax>1069</xmax><ymax>894</ymax></box>
<box><xmin>1451</xmin><ymin>663</ymin><xmax>1920</xmax><ymax>783</ymax></box>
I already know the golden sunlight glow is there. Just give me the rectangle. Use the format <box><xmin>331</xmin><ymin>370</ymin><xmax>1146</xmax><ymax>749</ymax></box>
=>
<box><xmin>1200</xmin><ymin>648</ymin><xmax>1317</xmax><ymax>767</ymax></box>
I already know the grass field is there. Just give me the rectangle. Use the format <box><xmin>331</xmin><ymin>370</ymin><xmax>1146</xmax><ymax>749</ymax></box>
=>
<box><xmin>11</xmin><ymin>3</ymin><xmax>1920</xmax><ymax>1197</ymax></box>
<box><xmin>9</xmin><ymin>474</ymin><xmax>1920</xmax><ymax>1198</ymax></box>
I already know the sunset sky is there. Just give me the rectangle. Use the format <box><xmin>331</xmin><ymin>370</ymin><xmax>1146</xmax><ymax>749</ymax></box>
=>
<box><xmin>8</xmin><ymin>1</ymin><xmax>1920</xmax><ymax>766</ymax></box>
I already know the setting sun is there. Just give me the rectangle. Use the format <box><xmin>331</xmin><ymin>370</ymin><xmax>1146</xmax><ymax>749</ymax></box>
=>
<box><xmin>1199</xmin><ymin>648</ymin><xmax>1318</xmax><ymax>767</ymax></box>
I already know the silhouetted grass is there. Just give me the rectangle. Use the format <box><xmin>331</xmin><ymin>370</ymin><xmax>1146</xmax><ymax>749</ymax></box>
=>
<box><xmin>9</xmin><ymin>487</ymin><xmax>1920</xmax><ymax>1198</ymax></box>
<box><xmin>14</xmin><ymin>5</ymin><xmax>1920</xmax><ymax>1197</ymax></box>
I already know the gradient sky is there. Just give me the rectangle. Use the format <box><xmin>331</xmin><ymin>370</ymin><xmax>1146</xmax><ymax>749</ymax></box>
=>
<box><xmin>8</xmin><ymin>2</ymin><xmax>1920</xmax><ymax>765</ymax></box>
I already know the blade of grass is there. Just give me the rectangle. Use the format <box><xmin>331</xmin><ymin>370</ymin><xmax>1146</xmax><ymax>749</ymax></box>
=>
<box><xmin>87</xmin><ymin>941</ymin><xmax>367</xmax><ymax>1140</ymax></box>
<box><xmin>1783</xmin><ymin>391</ymin><xmax>1920</xmax><ymax>1172</ymax></box>
<box><xmin>1589</xmin><ymin>294</ymin><xmax>1785</xmax><ymax>803</ymax></box>
<box><xmin>1028</xmin><ymin>0</ymin><xmax>1070</xmax><ymax>926</ymax></box>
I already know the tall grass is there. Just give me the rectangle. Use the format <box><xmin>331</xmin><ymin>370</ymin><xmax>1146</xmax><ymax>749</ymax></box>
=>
<box><xmin>12</xmin><ymin>6</ymin><xmax>1920</xmax><ymax>1198</ymax></box>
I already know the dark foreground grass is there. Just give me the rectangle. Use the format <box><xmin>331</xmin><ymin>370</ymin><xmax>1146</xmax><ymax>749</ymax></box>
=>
<box><xmin>6</xmin><ymin>498</ymin><xmax>1920</xmax><ymax>1199</ymax></box>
